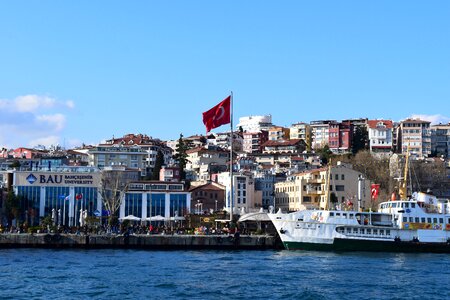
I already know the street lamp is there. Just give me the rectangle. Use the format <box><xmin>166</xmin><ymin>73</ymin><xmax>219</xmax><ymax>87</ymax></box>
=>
<box><xmin>215</xmin><ymin>200</ymin><xmax>218</xmax><ymax>212</ymax></box>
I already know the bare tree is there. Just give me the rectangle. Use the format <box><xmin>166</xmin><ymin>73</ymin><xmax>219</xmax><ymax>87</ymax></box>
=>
<box><xmin>99</xmin><ymin>169</ymin><xmax>132</xmax><ymax>225</ymax></box>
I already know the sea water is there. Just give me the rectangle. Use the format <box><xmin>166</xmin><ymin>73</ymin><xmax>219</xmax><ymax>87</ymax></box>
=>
<box><xmin>0</xmin><ymin>249</ymin><xmax>448</xmax><ymax>299</ymax></box>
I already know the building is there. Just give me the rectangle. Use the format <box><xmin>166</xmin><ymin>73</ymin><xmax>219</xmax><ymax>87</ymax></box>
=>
<box><xmin>242</xmin><ymin>131</ymin><xmax>268</xmax><ymax>154</ymax></box>
<box><xmin>217</xmin><ymin>171</ymin><xmax>261</xmax><ymax>213</ymax></box>
<box><xmin>290</xmin><ymin>122</ymin><xmax>311</xmax><ymax>151</ymax></box>
<box><xmin>123</xmin><ymin>181</ymin><xmax>191</xmax><ymax>220</ymax></box>
<box><xmin>310</xmin><ymin>120</ymin><xmax>335</xmax><ymax>150</ymax></box>
<box><xmin>262</xmin><ymin>139</ymin><xmax>307</xmax><ymax>154</ymax></box>
<box><xmin>268</xmin><ymin>126</ymin><xmax>290</xmax><ymax>141</ymax></box>
<box><xmin>189</xmin><ymin>182</ymin><xmax>225</xmax><ymax>214</ymax></box>
<box><xmin>87</xmin><ymin>144</ymin><xmax>147</xmax><ymax>170</ymax></box>
<box><xmin>236</xmin><ymin>115</ymin><xmax>273</xmax><ymax>133</ymax></box>
<box><xmin>159</xmin><ymin>166</ymin><xmax>181</xmax><ymax>182</ymax></box>
<box><xmin>367</xmin><ymin>120</ymin><xmax>393</xmax><ymax>155</ymax></box>
<box><xmin>12</xmin><ymin>167</ymin><xmax>102</xmax><ymax>226</ymax></box>
<box><xmin>275</xmin><ymin>163</ymin><xmax>371</xmax><ymax>212</ymax></box>
<box><xmin>102</xmin><ymin>134</ymin><xmax>173</xmax><ymax>178</ymax></box>
<box><xmin>185</xmin><ymin>147</ymin><xmax>229</xmax><ymax>181</ymax></box>
<box><xmin>328</xmin><ymin>121</ymin><xmax>353</xmax><ymax>154</ymax></box>
<box><xmin>431</xmin><ymin>123</ymin><xmax>450</xmax><ymax>158</ymax></box>
<box><xmin>398</xmin><ymin>119</ymin><xmax>432</xmax><ymax>158</ymax></box>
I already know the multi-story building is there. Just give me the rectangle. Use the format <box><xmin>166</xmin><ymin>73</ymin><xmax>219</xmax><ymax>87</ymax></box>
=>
<box><xmin>262</xmin><ymin>139</ymin><xmax>307</xmax><ymax>154</ymax></box>
<box><xmin>242</xmin><ymin>131</ymin><xmax>268</xmax><ymax>154</ymax></box>
<box><xmin>236</xmin><ymin>115</ymin><xmax>273</xmax><ymax>133</ymax></box>
<box><xmin>103</xmin><ymin>134</ymin><xmax>173</xmax><ymax>178</ymax></box>
<box><xmin>12</xmin><ymin>167</ymin><xmax>102</xmax><ymax>226</ymax></box>
<box><xmin>328</xmin><ymin>121</ymin><xmax>353</xmax><ymax>153</ymax></box>
<box><xmin>253</xmin><ymin>170</ymin><xmax>278</xmax><ymax>209</ymax></box>
<box><xmin>310</xmin><ymin>120</ymin><xmax>335</xmax><ymax>150</ymax></box>
<box><xmin>206</xmin><ymin>131</ymin><xmax>243</xmax><ymax>152</ymax></box>
<box><xmin>268</xmin><ymin>126</ymin><xmax>290</xmax><ymax>141</ymax></box>
<box><xmin>367</xmin><ymin>120</ymin><xmax>393</xmax><ymax>155</ymax></box>
<box><xmin>189</xmin><ymin>182</ymin><xmax>225</xmax><ymax>214</ymax></box>
<box><xmin>275</xmin><ymin>162</ymin><xmax>371</xmax><ymax>212</ymax></box>
<box><xmin>290</xmin><ymin>122</ymin><xmax>311</xmax><ymax>151</ymax></box>
<box><xmin>398</xmin><ymin>119</ymin><xmax>432</xmax><ymax>158</ymax></box>
<box><xmin>217</xmin><ymin>171</ymin><xmax>261</xmax><ymax>213</ymax></box>
<box><xmin>185</xmin><ymin>147</ymin><xmax>229</xmax><ymax>181</ymax></box>
<box><xmin>87</xmin><ymin>144</ymin><xmax>147</xmax><ymax>170</ymax></box>
<box><xmin>431</xmin><ymin>123</ymin><xmax>450</xmax><ymax>158</ymax></box>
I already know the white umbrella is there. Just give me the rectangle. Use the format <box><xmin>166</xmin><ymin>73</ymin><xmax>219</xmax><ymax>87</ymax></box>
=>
<box><xmin>120</xmin><ymin>215</ymin><xmax>141</xmax><ymax>221</ymax></box>
<box><xmin>148</xmin><ymin>215</ymin><xmax>165</xmax><ymax>221</ymax></box>
<box><xmin>170</xmin><ymin>216</ymin><xmax>185</xmax><ymax>221</ymax></box>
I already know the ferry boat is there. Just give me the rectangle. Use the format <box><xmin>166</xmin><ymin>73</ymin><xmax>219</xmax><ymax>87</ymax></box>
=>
<box><xmin>268</xmin><ymin>153</ymin><xmax>450</xmax><ymax>252</ymax></box>
<box><xmin>269</xmin><ymin>194</ymin><xmax>450</xmax><ymax>252</ymax></box>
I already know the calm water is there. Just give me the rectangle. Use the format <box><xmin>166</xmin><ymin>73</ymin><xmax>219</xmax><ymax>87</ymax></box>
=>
<box><xmin>0</xmin><ymin>249</ymin><xmax>448</xmax><ymax>300</ymax></box>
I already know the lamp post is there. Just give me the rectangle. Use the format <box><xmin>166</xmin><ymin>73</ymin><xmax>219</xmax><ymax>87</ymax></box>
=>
<box><xmin>215</xmin><ymin>200</ymin><xmax>218</xmax><ymax>212</ymax></box>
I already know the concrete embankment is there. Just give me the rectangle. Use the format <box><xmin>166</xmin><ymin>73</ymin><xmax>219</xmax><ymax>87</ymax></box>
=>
<box><xmin>0</xmin><ymin>233</ymin><xmax>280</xmax><ymax>250</ymax></box>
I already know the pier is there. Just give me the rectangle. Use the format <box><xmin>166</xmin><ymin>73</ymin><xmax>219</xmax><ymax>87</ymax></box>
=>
<box><xmin>0</xmin><ymin>233</ymin><xmax>280</xmax><ymax>250</ymax></box>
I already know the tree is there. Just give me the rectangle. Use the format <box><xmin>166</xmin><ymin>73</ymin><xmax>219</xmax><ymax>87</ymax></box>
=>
<box><xmin>151</xmin><ymin>150</ymin><xmax>164</xmax><ymax>180</ymax></box>
<box><xmin>5</xmin><ymin>191</ymin><xmax>21</xmax><ymax>226</ymax></box>
<box><xmin>99</xmin><ymin>170</ymin><xmax>132</xmax><ymax>225</ymax></box>
<box><xmin>352</xmin><ymin>126</ymin><xmax>368</xmax><ymax>154</ymax></box>
<box><xmin>317</xmin><ymin>145</ymin><xmax>333</xmax><ymax>165</ymax></box>
<box><xmin>173</xmin><ymin>134</ymin><xmax>189</xmax><ymax>180</ymax></box>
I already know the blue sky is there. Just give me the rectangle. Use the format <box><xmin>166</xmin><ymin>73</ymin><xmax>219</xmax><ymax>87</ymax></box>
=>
<box><xmin>1</xmin><ymin>1</ymin><xmax>449</xmax><ymax>149</ymax></box>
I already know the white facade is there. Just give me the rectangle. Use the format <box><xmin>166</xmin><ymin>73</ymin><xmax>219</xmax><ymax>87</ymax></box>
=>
<box><xmin>237</xmin><ymin>115</ymin><xmax>272</xmax><ymax>133</ymax></box>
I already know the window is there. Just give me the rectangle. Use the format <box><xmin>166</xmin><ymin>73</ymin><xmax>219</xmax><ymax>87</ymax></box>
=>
<box><xmin>335</xmin><ymin>185</ymin><xmax>345</xmax><ymax>192</ymax></box>
<box><xmin>403</xmin><ymin>217</ymin><xmax>407</xmax><ymax>222</ymax></box>
<box><xmin>421</xmin><ymin>218</ymin><xmax>425</xmax><ymax>223</ymax></box>
<box><xmin>427</xmin><ymin>218</ymin><xmax>432</xmax><ymax>223</ymax></box>
<box><xmin>341</xmin><ymin>174</ymin><xmax>345</xmax><ymax>180</ymax></box>
<box><xmin>335</xmin><ymin>174</ymin><xmax>339</xmax><ymax>180</ymax></box>
<box><xmin>415</xmin><ymin>217</ymin><xmax>419</xmax><ymax>223</ymax></box>
<box><xmin>409</xmin><ymin>217</ymin><xmax>413</xmax><ymax>222</ymax></box>
<box><xmin>439</xmin><ymin>218</ymin><xmax>444</xmax><ymax>224</ymax></box>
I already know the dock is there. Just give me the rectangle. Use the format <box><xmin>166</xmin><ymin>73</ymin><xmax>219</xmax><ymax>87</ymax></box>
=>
<box><xmin>0</xmin><ymin>233</ymin><xmax>280</xmax><ymax>250</ymax></box>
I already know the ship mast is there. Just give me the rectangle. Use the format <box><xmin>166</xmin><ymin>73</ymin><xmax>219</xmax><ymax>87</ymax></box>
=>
<box><xmin>398</xmin><ymin>145</ymin><xmax>410</xmax><ymax>200</ymax></box>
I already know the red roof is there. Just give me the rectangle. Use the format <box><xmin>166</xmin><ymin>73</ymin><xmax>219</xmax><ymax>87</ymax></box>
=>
<box><xmin>262</xmin><ymin>139</ymin><xmax>302</xmax><ymax>147</ymax></box>
<box><xmin>367</xmin><ymin>120</ymin><xmax>393</xmax><ymax>129</ymax></box>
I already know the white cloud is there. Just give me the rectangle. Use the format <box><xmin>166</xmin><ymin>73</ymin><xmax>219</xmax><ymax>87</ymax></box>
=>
<box><xmin>0</xmin><ymin>94</ymin><xmax>76</xmax><ymax>149</ymax></box>
<box><xmin>409</xmin><ymin>114</ymin><xmax>450</xmax><ymax>125</ymax></box>
<box><xmin>66</xmin><ymin>100</ymin><xmax>75</xmax><ymax>109</ymax></box>
<box><xmin>36</xmin><ymin>113</ymin><xmax>66</xmax><ymax>131</ymax></box>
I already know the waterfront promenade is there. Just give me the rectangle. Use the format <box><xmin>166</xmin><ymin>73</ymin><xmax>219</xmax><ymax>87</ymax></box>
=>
<box><xmin>0</xmin><ymin>233</ymin><xmax>279</xmax><ymax>250</ymax></box>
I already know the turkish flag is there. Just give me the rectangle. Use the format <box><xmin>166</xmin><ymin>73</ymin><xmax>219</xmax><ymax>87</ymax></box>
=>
<box><xmin>371</xmin><ymin>184</ymin><xmax>380</xmax><ymax>200</ymax></box>
<box><xmin>202</xmin><ymin>96</ymin><xmax>231</xmax><ymax>132</ymax></box>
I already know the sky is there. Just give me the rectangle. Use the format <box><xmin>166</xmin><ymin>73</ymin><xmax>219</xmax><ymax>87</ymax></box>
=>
<box><xmin>1</xmin><ymin>1</ymin><xmax>449</xmax><ymax>149</ymax></box>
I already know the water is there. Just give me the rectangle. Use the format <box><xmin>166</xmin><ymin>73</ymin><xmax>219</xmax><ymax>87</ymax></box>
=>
<box><xmin>0</xmin><ymin>249</ymin><xmax>448</xmax><ymax>300</ymax></box>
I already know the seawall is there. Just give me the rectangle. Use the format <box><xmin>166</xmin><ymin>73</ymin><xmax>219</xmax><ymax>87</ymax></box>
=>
<box><xmin>0</xmin><ymin>233</ymin><xmax>280</xmax><ymax>250</ymax></box>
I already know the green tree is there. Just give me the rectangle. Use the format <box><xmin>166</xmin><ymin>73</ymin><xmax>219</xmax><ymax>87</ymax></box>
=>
<box><xmin>5</xmin><ymin>191</ymin><xmax>21</xmax><ymax>226</ymax></box>
<box><xmin>317</xmin><ymin>145</ymin><xmax>333</xmax><ymax>165</ymax></box>
<box><xmin>173</xmin><ymin>134</ymin><xmax>189</xmax><ymax>180</ymax></box>
<box><xmin>151</xmin><ymin>150</ymin><xmax>164</xmax><ymax>180</ymax></box>
<box><xmin>352</xmin><ymin>126</ymin><xmax>368</xmax><ymax>154</ymax></box>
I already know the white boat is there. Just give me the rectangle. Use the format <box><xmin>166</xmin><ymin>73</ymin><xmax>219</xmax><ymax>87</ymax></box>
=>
<box><xmin>269</xmin><ymin>195</ymin><xmax>450</xmax><ymax>252</ymax></box>
<box><xmin>269</xmin><ymin>152</ymin><xmax>450</xmax><ymax>252</ymax></box>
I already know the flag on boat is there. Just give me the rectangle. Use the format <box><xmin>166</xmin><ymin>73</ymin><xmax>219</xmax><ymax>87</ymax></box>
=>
<box><xmin>371</xmin><ymin>184</ymin><xmax>380</xmax><ymax>200</ymax></box>
<box><xmin>202</xmin><ymin>95</ymin><xmax>231</xmax><ymax>132</ymax></box>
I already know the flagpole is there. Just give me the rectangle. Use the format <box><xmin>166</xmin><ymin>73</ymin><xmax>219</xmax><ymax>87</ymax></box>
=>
<box><xmin>230</xmin><ymin>91</ymin><xmax>233</xmax><ymax>222</ymax></box>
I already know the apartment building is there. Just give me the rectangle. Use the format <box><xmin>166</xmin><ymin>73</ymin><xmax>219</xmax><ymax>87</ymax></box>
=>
<box><xmin>398</xmin><ymin>119</ymin><xmax>431</xmax><ymax>158</ymax></box>
<box><xmin>368</xmin><ymin>120</ymin><xmax>393</xmax><ymax>155</ymax></box>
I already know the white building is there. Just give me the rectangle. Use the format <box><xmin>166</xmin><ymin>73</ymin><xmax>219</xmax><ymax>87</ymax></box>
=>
<box><xmin>237</xmin><ymin>115</ymin><xmax>273</xmax><ymax>133</ymax></box>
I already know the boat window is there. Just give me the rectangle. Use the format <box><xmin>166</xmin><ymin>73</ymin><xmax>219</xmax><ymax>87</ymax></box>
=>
<box><xmin>411</xmin><ymin>203</ymin><xmax>416</xmax><ymax>208</ymax></box>
<box><xmin>361</xmin><ymin>229</ymin><xmax>365</xmax><ymax>234</ymax></box>
<box><xmin>393</xmin><ymin>203</ymin><xmax>397</xmax><ymax>208</ymax></box>
<box><xmin>386</xmin><ymin>230</ymin><xmax>390</xmax><ymax>235</ymax></box>
<box><xmin>439</xmin><ymin>218</ymin><xmax>444</xmax><ymax>224</ymax></box>
<box><xmin>373</xmin><ymin>229</ymin><xmax>378</xmax><ymax>235</ymax></box>
<box><xmin>344</xmin><ymin>213</ymin><xmax>347</xmax><ymax>219</ymax></box>
<box><xmin>353</xmin><ymin>228</ymin><xmax>358</xmax><ymax>234</ymax></box>
<box><xmin>427</xmin><ymin>218</ymin><xmax>432</xmax><ymax>223</ymax></box>
<box><xmin>330</xmin><ymin>212</ymin><xmax>334</xmax><ymax>217</ymax></box>
<box><xmin>380</xmin><ymin>229</ymin><xmax>384</xmax><ymax>235</ymax></box>
<box><xmin>415</xmin><ymin>217</ymin><xmax>419</xmax><ymax>223</ymax></box>
<box><xmin>403</xmin><ymin>217</ymin><xmax>407</xmax><ymax>222</ymax></box>
<box><xmin>401</xmin><ymin>203</ymin><xmax>405</xmax><ymax>208</ymax></box>
<box><xmin>405</xmin><ymin>203</ymin><xmax>410</xmax><ymax>208</ymax></box>
<box><xmin>346</xmin><ymin>228</ymin><xmax>351</xmax><ymax>234</ymax></box>
<box><xmin>336</xmin><ymin>213</ymin><xmax>341</xmax><ymax>217</ymax></box>
<box><xmin>409</xmin><ymin>217</ymin><xmax>413</xmax><ymax>222</ymax></box>
<box><xmin>367</xmin><ymin>229</ymin><xmax>372</xmax><ymax>234</ymax></box>
<box><xmin>421</xmin><ymin>217</ymin><xmax>425</xmax><ymax>223</ymax></box>
<box><xmin>433</xmin><ymin>218</ymin><xmax>437</xmax><ymax>223</ymax></box>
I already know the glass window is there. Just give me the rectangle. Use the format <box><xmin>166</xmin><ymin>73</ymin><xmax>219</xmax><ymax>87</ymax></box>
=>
<box><xmin>421</xmin><ymin>217</ymin><xmax>425</xmax><ymax>223</ymax></box>
<box><xmin>403</xmin><ymin>217</ymin><xmax>407</xmax><ymax>222</ymax></box>
<box><xmin>415</xmin><ymin>217</ymin><xmax>419</xmax><ymax>223</ymax></box>
<box><xmin>439</xmin><ymin>218</ymin><xmax>444</xmax><ymax>224</ymax></box>
<box><xmin>427</xmin><ymin>218</ymin><xmax>432</xmax><ymax>223</ymax></box>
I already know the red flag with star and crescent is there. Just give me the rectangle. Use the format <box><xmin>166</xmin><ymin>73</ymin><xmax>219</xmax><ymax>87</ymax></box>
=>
<box><xmin>202</xmin><ymin>96</ymin><xmax>231</xmax><ymax>133</ymax></box>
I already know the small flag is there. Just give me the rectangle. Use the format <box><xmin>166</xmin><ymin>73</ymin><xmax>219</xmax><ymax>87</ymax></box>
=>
<box><xmin>64</xmin><ymin>195</ymin><xmax>70</xmax><ymax>201</ymax></box>
<box><xmin>75</xmin><ymin>193</ymin><xmax>83</xmax><ymax>200</ymax></box>
<box><xmin>202</xmin><ymin>95</ymin><xmax>231</xmax><ymax>132</ymax></box>
<box><xmin>371</xmin><ymin>184</ymin><xmax>380</xmax><ymax>200</ymax></box>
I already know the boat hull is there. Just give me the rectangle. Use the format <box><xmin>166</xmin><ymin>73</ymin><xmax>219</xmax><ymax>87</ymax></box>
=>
<box><xmin>284</xmin><ymin>238</ymin><xmax>450</xmax><ymax>253</ymax></box>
